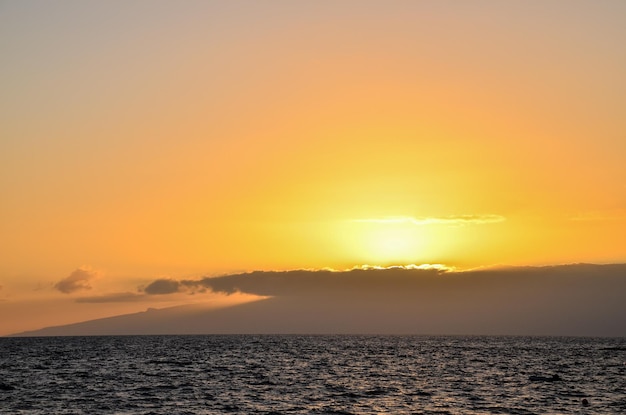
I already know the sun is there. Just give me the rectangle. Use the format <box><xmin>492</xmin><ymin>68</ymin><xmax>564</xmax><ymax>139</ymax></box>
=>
<box><xmin>368</xmin><ymin>226</ymin><xmax>417</xmax><ymax>260</ymax></box>
<box><xmin>346</xmin><ymin>220</ymin><xmax>427</xmax><ymax>265</ymax></box>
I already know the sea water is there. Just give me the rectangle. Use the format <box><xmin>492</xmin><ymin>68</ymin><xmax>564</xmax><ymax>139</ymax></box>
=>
<box><xmin>0</xmin><ymin>335</ymin><xmax>624</xmax><ymax>414</ymax></box>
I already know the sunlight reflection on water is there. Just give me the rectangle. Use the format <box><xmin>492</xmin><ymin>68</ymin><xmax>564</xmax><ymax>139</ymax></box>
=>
<box><xmin>0</xmin><ymin>335</ymin><xmax>624</xmax><ymax>414</ymax></box>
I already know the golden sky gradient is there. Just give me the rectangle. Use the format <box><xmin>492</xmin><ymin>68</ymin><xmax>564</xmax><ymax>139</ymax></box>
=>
<box><xmin>1</xmin><ymin>1</ymin><xmax>625</xmax><ymax>335</ymax></box>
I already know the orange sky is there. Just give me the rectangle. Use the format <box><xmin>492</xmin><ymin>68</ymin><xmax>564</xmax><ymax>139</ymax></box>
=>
<box><xmin>1</xmin><ymin>1</ymin><xmax>625</xmax><ymax>335</ymax></box>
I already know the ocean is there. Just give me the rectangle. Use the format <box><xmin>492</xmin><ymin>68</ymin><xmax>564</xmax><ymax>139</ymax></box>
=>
<box><xmin>0</xmin><ymin>335</ymin><xmax>624</xmax><ymax>414</ymax></box>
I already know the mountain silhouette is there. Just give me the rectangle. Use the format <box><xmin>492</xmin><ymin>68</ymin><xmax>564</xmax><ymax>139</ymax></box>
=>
<box><xmin>12</xmin><ymin>264</ymin><xmax>626</xmax><ymax>337</ymax></box>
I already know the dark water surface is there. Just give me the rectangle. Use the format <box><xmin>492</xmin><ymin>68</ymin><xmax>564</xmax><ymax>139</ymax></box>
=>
<box><xmin>0</xmin><ymin>335</ymin><xmax>624</xmax><ymax>414</ymax></box>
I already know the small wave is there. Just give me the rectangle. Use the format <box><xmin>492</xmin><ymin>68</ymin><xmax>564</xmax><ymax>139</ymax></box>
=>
<box><xmin>146</xmin><ymin>359</ymin><xmax>194</xmax><ymax>366</ymax></box>
<box><xmin>0</xmin><ymin>382</ymin><xmax>15</xmax><ymax>391</ymax></box>
<box><xmin>312</xmin><ymin>409</ymin><xmax>356</xmax><ymax>415</ymax></box>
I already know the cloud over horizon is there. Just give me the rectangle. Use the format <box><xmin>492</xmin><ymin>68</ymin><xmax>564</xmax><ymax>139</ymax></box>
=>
<box><xmin>54</xmin><ymin>267</ymin><xmax>100</xmax><ymax>294</ymax></box>
<box><xmin>140</xmin><ymin>263</ymin><xmax>626</xmax><ymax>304</ymax></box>
<box><xmin>142</xmin><ymin>267</ymin><xmax>446</xmax><ymax>298</ymax></box>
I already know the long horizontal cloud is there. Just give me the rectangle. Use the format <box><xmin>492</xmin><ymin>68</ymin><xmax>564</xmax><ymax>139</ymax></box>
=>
<box><xmin>75</xmin><ymin>292</ymin><xmax>144</xmax><ymax>303</ymax></box>
<box><xmin>141</xmin><ymin>263</ymin><xmax>626</xmax><ymax>303</ymax></box>
<box><xmin>142</xmin><ymin>267</ymin><xmax>447</xmax><ymax>297</ymax></box>
<box><xmin>353</xmin><ymin>214</ymin><xmax>506</xmax><ymax>226</ymax></box>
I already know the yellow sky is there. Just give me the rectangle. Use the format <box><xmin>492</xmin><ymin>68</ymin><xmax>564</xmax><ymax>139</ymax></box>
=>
<box><xmin>1</xmin><ymin>1</ymin><xmax>625</xmax><ymax>334</ymax></box>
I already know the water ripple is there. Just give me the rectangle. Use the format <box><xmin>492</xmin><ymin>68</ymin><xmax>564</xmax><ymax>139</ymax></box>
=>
<box><xmin>0</xmin><ymin>335</ymin><xmax>624</xmax><ymax>414</ymax></box>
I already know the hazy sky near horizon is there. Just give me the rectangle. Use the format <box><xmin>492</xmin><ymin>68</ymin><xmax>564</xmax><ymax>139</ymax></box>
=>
<box><xmin>1</xmin><ymin>1</ymin><xmax>626</xmax><ymax>335</ymax></box>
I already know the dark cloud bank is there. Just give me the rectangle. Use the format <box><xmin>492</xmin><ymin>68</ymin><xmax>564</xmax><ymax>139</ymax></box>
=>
<box><xmin>15</xmin><ymin>264</ymin><xmax>626</xmax><ymax>337</ymax></box>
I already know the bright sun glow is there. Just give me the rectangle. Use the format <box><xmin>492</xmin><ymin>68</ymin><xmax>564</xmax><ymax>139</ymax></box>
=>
<box><xmin>355</xmin><ymin>222</ymin><xmax>425</xmax><ymax>264</ymax></box>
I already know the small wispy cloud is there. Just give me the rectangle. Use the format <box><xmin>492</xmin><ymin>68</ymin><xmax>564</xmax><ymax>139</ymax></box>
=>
<box><xmin>569</xmin><ymin>210</ymin><xmax>626</xmax><ymax>222</ymax></box>
<box><xmin>75</xmin><ymin>292</ymin><xmax>144</xmax><ymax>303</ymax></box>
<box><xmin>353</xmin><ymin>214</ymin><xmax>505</xmax><ymax>226</ymax></box>
<box><xmin>54</xmin><ymin>267</ymin><xmax>101</xmax><ymax>294</ymax></box>
<box><xmin>144</xmin><ymin>279</ymin><xmax>182</xmax><ymax>295</ymax></box>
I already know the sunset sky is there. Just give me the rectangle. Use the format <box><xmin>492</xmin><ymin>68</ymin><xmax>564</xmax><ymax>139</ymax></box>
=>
<box><xmin>1</xmin><ymin>1</ymin><xmax>625</xmax><ymax>335</ymax></box>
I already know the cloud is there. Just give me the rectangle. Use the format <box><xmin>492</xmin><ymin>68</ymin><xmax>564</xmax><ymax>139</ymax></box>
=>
<box><xmin>352</xmin><ymin>263</ymin><xmax>454</xmax><ymax>272</ymax></box>
<box><xmin>144</xmin><ymin>279</ymin><xmax>182</xmax><ymax>295</ymax></box>
<box><xmin>569</xmin><ymin>210</ymin><xmax>626</xmax><ymax>222</ymax></box>
<box><xmin>142</xmin><ymin>266</ymin><xmax>451</xmax><ymax>298</ymax></box>
<box><xmin>140</xmin><ymin>263</ymin><xmax>626</xmax><ymax>305</ymax></box>
<box><xmin>54</xmin><ymin>267</ymin><xmax>100</xmax><ymax>294</ymax></box>
<box><xmin>353</xmin><ymin>214</ymin><xmax>506</xmax><ymax>226</ymax></box>
<box><xmin>75</xmin><ymin>292</ymin><xmax>144</xmax><ymax>303</ymax></box>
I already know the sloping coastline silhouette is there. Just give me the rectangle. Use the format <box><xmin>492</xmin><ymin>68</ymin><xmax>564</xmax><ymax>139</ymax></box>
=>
<box><xmin>12</xmin><ymin>263</ymin><xmax>626</xmax><ymax>337</ymax></box>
